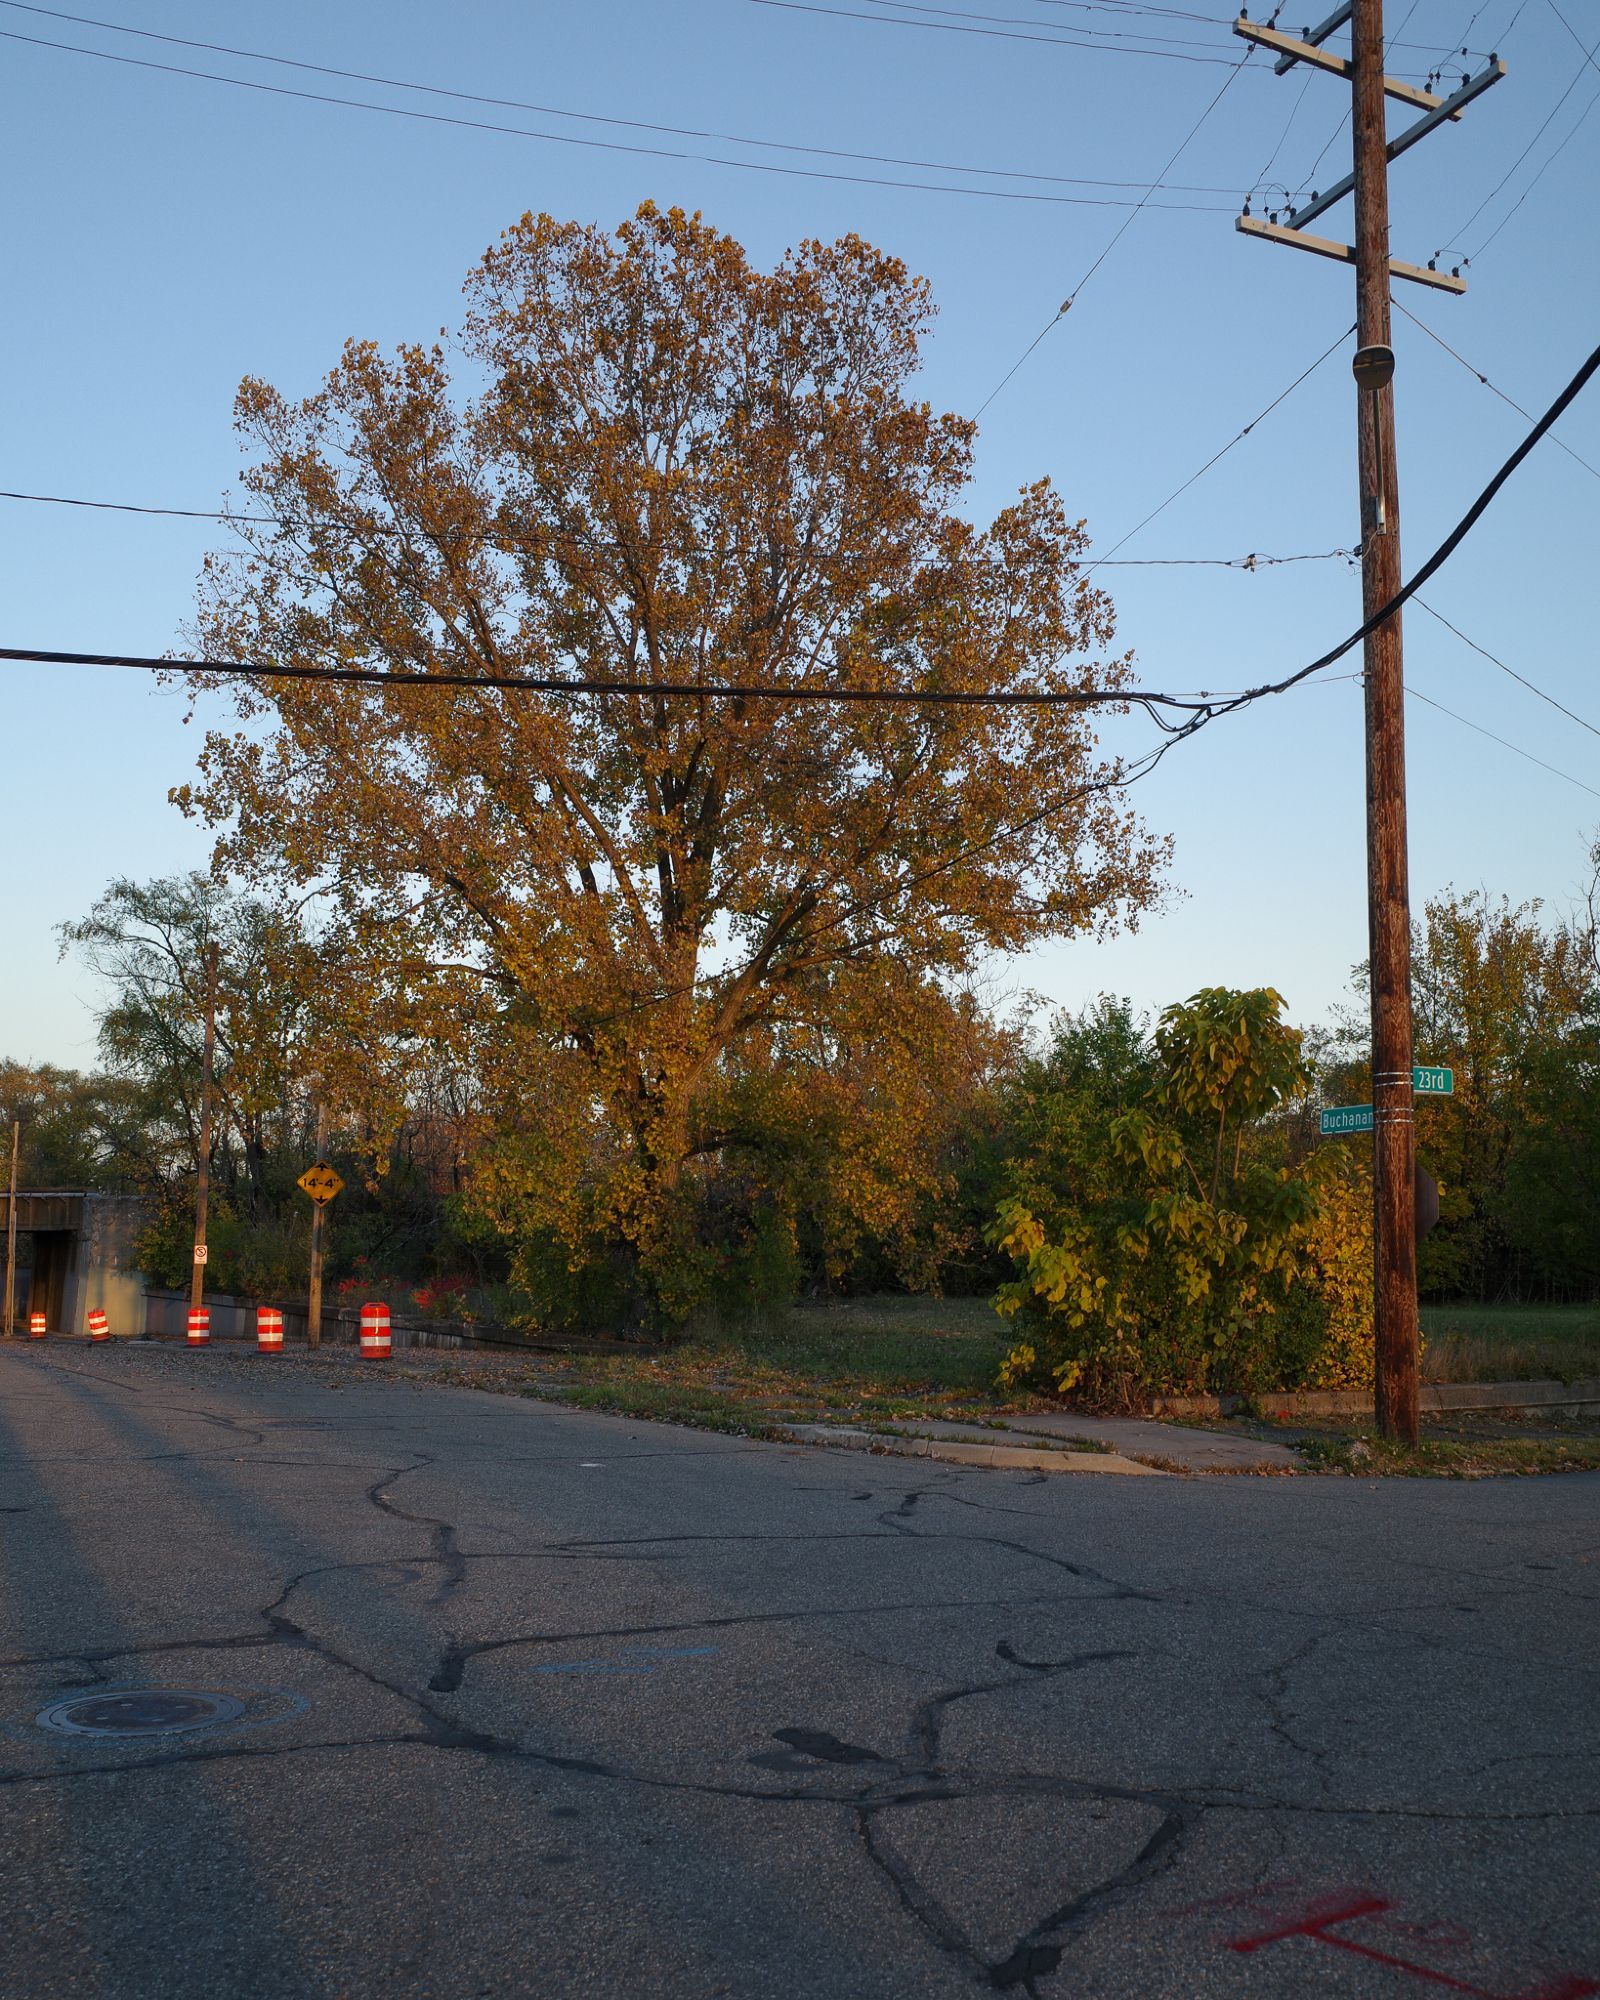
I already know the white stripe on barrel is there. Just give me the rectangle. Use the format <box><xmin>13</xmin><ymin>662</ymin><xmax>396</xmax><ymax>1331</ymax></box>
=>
<box><xmin>87</xmin><ymin>1309</ymin><xmax>110</xmax><ymax>1343</ymax></box>
<box><xmin>187</xmin><ymin>1307</ymin><xmax>210</xmax><ymax>1347</ymax></box>
<box><xmin>359</xmin><ymin>1300</ymin><xmax>391</xmax><ymax>1359</ymax></box>
<box><xmin>257</xmin><ymin>1306</ymin><xmax>283</xmax><ymax>1354</ymax></box>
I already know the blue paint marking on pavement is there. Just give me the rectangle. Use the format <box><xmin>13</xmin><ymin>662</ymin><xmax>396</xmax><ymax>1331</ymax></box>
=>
<box><xmin>530</xmin><ymin>1646</ymin><xmax>720</xmax><ymax>1678</ymax></box>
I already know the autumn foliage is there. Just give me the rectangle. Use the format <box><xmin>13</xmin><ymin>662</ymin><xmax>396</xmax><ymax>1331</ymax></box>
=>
<box><xmin>175</xmin><ymin>204</ymin><xmax>1164</xmax><ymax>1325</ymax></box>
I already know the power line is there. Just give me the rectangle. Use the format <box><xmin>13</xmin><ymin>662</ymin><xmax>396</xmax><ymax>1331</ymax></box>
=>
<box><xmin>0</xmin><ymin>24</ymin><xmax>1236</xmax><ymax>211</ymax></box>
<box><xmin>1394</xmin><ymin>299</ymin><xmax>1600</xmax><ymax>482</ymax></box>
<box><xmin>1184</xmin><ymin>331</ymin><xmax>1600</xmax><ymax>725</ymax></box>
<box><xmin>741</xmin><ymin>0</ymin><xmax>1243</xmax><ymax>62</ymax></box>
<box><xmin>971</xmin><ymin>46</ymin><xmax>1255</xmax><ymax>418</ymax></box>
<box><xmin>1436</xmin><ymin>8</ymin><xmax>1600</xmax><ymax>254</ymax></box>
<box><xmin>1468</xmin><ymin>68</ymin><xmax>1600</xmax><ymax>260</ymax></box>
<box><xmin>1414</xmin><ymin>597</ymin><xmax>1600</xmax><ymax>738</ymax></box>
<box><xmin>0</xmin><ymin>490</ymin><xmax>279</xmax><ymax>525</ymax></box>
<box><xmin>855</xmin><ymin>0</ymin><xmax>1231</xmax><ymax>53</ymax></box>
<box><xmin>0</xmin><ymin>488</ymin><xmax>1355</xmax><ymax>569</ymax></box>
<box><xmin>1406</xmin><ymin>685</ymin><xmax>1600</xmax><ymax>799</ymax></box>
<box><xmin>0</xmin><ymin>0</ymin><xmax>1252</xmax><ymax>198</ymax></box>
<box><xmin>6</xmin><ymin>329</ymin><xmax>1595</xmax><ymax>722</ymax></box>
<box><xmin>1085</xmin><ymin>323</ymin><xmax>1353</xmax><ymax>569</ymax></box>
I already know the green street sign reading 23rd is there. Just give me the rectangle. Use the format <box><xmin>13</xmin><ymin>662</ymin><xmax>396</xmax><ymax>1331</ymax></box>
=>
<box><xmin>1412</xmin><ymin>1065</ymin><xmax>1454</xmax><ymax>1096</ymax></box>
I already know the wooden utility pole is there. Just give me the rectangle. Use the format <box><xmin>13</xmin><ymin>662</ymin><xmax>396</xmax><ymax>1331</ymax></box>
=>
<box><xmin>1351</xmin><ymin>0</ymin><xmax>1417</xmax><ymax>1444</ymax></box>
<box><xmin>1233</xmin><ymin>4</ymin><xmax>1505</xmax><ymax>1445</ymax></box>
<box><xmin>190</xmin><ymin>945</ymin><xmax>219</xmax><ymax>1316</ymax></box>
<box><xmin>306</xmin><ymin>1103</ymin><xmax>327</xmax><ymax>1351</ymax></box>
<box><xmin>3</xmin><ymin>1120</ymin><xmax>18</xmax><ymax>1341</ymax></box>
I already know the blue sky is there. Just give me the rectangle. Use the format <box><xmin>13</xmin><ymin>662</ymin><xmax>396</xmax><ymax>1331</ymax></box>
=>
<box><xmin>2</xmin><ymin>0</ymin><xmax>1596</xmax><ymax>1068</ymax></box>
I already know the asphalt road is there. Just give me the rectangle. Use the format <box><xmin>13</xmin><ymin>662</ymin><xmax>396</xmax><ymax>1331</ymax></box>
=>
<box><xmin>1</xmin><ymin>1342</ymin><xmax>1596</xmax><ymax>2000</ymax></box>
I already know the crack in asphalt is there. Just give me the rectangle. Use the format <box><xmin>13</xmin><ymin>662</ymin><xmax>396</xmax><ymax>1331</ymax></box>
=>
<box><xmin>366</xmin><ymin>1459</ymin><xmax>468</xmax><ymax>1600</ymax></box>
<box><xmin>5</xmin><ymin>1346</ymin><xmax>1598</xmax><ymax>1996</ymax></box>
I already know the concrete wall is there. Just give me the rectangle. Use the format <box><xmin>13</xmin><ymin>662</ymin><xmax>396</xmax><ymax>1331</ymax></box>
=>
<box><xmin>64</xmin><ymin>1197</ymin><xmax>147</xmax><ymax>1338</ymax></box>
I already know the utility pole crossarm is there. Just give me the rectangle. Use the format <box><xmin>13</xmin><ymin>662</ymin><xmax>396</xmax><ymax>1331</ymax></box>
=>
<box><xmin>1280</xmin><ymin>60</ymin><xmax>1505</xmax><ymax>233</ymax></box>
<box><xmin>1234</xmin><ymin>15</ymin><xmax>1463</xmax><ymax>117</ymax></box>
<box><xmin>1236</xmin><ymin>215</ymin><xmax>1468</xmax><ymax>292</ymax></box>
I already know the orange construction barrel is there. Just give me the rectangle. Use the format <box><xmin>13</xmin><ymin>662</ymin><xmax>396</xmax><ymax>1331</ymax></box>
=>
<box><xmin>28</xmin><ymin>1312</ymin><xmax>46</xmax><ymax>1340</ymax></box>
<box><xmin>87</xmin><ymin>1309</ymin><xmax>110</xmax><ymax>1343</ymax></box>
<box><xmin>257</xmin><ymin>1306</ymin><xmax>283</xmax><ymax>1354</ymax></box>
<box><xmin>359</xmin><ymin>1301</ymin><xmax>391</xmax><ymax>1359</ymax></box>
<box><xmin>187</xmin><ymin>1307</ymin><xmax>210</xmax><ymax>1348</ymax></box>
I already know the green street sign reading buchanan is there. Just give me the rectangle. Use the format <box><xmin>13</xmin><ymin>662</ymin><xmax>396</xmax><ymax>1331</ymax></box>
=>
<box><xmin>1320</xmin><ymin>1104</ymin><xmax>1374</xmax><ymax>1136</ymax></box>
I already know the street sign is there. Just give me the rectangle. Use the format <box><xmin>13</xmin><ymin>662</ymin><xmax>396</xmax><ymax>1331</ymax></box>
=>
<box><xmin>1320</xmin><ymin>1105</ymin><xmax>1374</xmax><ymax>1136</ymax></box>
<box><xmin>297</xmin><ymin>1160</ymin><xmax>345</xmax><ymax>1206</ymax></box>
<box><xmin>192</xmin><ymin>1243</ymin><xmax>208</xmax><ymax>1265</ymax></box>
<box><xmin>1413</xmin><ymin>1064</ymin><xmax>1454</xmax><ymax>1096</ymax></box>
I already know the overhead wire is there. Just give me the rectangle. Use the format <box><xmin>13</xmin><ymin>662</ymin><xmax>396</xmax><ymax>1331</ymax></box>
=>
<box><xmin>0</xmin><ymin>24</ymin><xmax>1236</xmax><ymax>210</ymax></box>
<box><xmin>741</xmin><ymin>0</ymin><xmax>1243</xmax><ymax>62</ymax></box>
<box><xmin>1393</xmin><ymin>299</ymin><xmax>1600</xmax><ymax>483</ymax></box>
<box><xmin>972</xmin><ymin>43</ymin><xmax>1255</xmax><ymax>418</ymax></box>
<box><xmin>1172</xmin><ymin>331</ymin><xmax>1600</xmax><ymax>733</ymax></box>
<box><xmin>855</xmin><ymin>0</ymin><xmax>1232</xmax><ymax>53</ymax></box>
<box><xmin>1413</xmin><ymin>598</ymin><xmax>1600</xmax><ymax>739</ymax></box>
<box><xmin>1467</xmin><ymin>67</ymin><xmax>1600</xmax><ymax>258</ymax></box>
<box><xmin>1084</xmin><ymin>324</ymin><xmax>1354</xmax><ymax>570</ymax></box>
<box><xmin>1436</xmin><ymin>7</ymin><xmax>1600</xmax><ymax>257</ymax></box>
<box><xmin>1405</xmin><ymin>686</ymin><xmax>1600</xmax><ymax>799</ymax></box>
<box><xmin>0</xmin><ymin>0</ymin><xmax>1252</xmax><ymax>198</ymax></box>
<box><xmin>4</xmin><ymin>332</ymin><xmax>1596</xmax><ymax>731</ymax></box>
<box><xmin>0</xmin><ymin>488</ymin><xmax>1356</xmax><ymax>571</ymax></box>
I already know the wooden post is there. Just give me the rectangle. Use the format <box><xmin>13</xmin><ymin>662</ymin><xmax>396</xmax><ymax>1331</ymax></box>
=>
<box><xmin>1353</xmin><ymin>0</ymin><xmax>1420</xmax><ymax>1444</ymax></box>
<box><xmin>3</xmin><ymin>1120</ymin><xmax>18</xmax><ymax>1341</ymax></box>
<box><xmin>307</xmin><ymin>1103</ymin><xmax>327</xmax><ymax>1351</ymax></box>
<box><xmin>190</xmin><ymin>944</ymin><xmax>219</xmax><ymax>1316</ymax></box>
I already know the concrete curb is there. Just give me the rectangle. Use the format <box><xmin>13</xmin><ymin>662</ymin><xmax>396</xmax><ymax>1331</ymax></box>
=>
<box><xmin>779</xmin><ymin>1424</ymin><xmax>1166</xmax><ymax>1475</ymax></box>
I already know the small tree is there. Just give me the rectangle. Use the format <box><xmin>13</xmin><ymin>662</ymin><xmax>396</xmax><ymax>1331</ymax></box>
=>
<box><xmin>992</xmin><ymin>988</ymin><xmax>1321</xmax><ymax>1405</ymax></box>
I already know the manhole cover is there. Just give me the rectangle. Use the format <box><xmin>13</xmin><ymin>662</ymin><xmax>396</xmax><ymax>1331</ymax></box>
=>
<box><xmin>36</xmin><ymin>1690</ymin><xmax>247</xmax><ymax>1738</ymax></box>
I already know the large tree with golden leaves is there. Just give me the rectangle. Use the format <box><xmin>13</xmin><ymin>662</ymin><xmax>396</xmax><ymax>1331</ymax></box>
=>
<box><xmin>179</xmin><ymin>203</ymin><xmax>1164</xmax><ymax>1321</ymax></box>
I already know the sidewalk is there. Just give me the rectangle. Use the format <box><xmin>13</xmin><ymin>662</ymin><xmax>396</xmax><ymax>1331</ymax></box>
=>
<box><xmin>779</xmin><ymin>1412</ymin><xmax>1299</xmax><ymax>1476</ymax></box>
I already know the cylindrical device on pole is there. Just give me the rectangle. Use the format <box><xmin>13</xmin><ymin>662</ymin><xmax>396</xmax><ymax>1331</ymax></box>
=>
<box><xmin>256</xmin><ymin>1305</ymin><xmax>284</xmax><ymax>1353</ymax></box>
<box><xmin>1352</xmin><ymin>0</ymin><xmax>1420</xmax><ymax>1445</ymax></box>
<box><xmin>186</xmin><ymin>1307</ymin><xmax>210</xmax><ymax>1348</ymax></box>
<box><xmin>87</xmin><ymin>1309</ymin><xmax>110</xmax><ymax>1343</ymax></box>
<box><xmin>29</xmin><ymin>1311</ymin><xmax>46</xmax><ymax>1340</ymax></box>
<box><xmin>359</xmin><ymin>1301</ymin><xmax>391</xmax><ymax>1359</ymax></box>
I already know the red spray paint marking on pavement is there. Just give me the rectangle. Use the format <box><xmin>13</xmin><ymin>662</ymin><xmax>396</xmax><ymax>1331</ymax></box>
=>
<box><xmin>1227</xmin><ymin>1894</ymin><xmax>1600</xmax><ymax>1999</ymax></box>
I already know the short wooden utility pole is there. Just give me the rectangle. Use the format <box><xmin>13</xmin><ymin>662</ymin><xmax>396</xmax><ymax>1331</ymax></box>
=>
<box><xmin>1232</xmin><ymin>2</ymin><xmax>1505</xmax><ymax>1445</ymax></box>
<box><xmin>3</xmin><ymin>1120</ymin><xmax>18</xmax><ymax>1340</ymax></box>
<box><xmin>189</xmin><ymin>944</ymin><xmax>220</xmax><ymax>1317</ymax></box>
<box><xmin>306</xmin><ymin>1103</ymin><xmax>328</xmax><ymax>1351</ymax></box>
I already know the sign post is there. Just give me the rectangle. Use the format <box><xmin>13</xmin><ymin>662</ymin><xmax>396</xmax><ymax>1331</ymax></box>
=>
<box><xmin>3</xmin><ymin>1120</ymin><xmax>17</xmax><ymax>1341</ymax></box>
<box><xmin>298</xmin><ymin>1124</ymin><xmax>342</xmax><ymax>1352</ymax></box>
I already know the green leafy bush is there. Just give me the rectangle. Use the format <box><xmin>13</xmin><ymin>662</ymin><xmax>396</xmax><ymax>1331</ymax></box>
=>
<box><xmin>991</xmin><ymin>989</ymin><xmax>1334</xmax><ymax>1406</ymax></box>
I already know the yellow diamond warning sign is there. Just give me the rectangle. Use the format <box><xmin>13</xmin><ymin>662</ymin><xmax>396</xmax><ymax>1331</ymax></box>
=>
<box><xmin>297</xmin><ymin>1160</ymin><xmax>345</xmax><ymax>1205</ymax></box>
